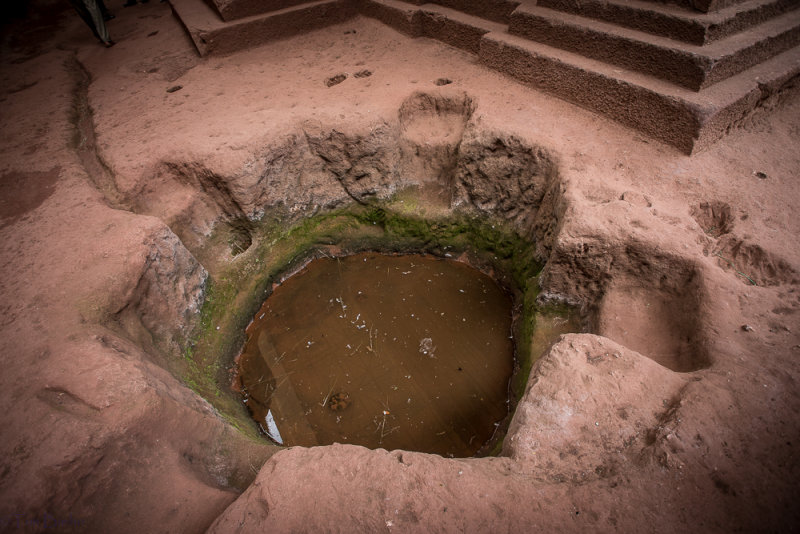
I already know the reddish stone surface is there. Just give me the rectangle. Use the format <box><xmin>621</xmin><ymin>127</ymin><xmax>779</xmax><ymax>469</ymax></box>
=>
<box><xmin>0</xmin><ymin>1</ymin><xmax>798</xmax><ymax>532</ymax></box>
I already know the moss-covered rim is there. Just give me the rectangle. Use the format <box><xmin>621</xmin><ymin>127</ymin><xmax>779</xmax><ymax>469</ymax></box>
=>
<box><xmin>181</xmin><ymin>195</ymin><xmax>572</xmax><ymax>450</ymax></box>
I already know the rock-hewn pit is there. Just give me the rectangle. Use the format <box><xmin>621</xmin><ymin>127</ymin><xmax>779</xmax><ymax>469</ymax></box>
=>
<box><xmin>1</xmin><ymin>3</ymin><xmax>799</xmax><ymax>533</ymax></box>
<box><xmin>237</xmin><ymin>252</ymin><xmax>519</xmax><ymax>457</ymax></box>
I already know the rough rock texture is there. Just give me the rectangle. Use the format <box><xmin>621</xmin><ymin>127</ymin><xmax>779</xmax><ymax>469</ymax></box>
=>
<box><xmin>305</xmin><ymin>122</ymin><xmax>404</xmax><ymax>202</ymax></box>
<box><xmin>453</xmin><ymin>128</ymin><xmax>558</xmax><ymax>229</ymax></box>
<box><xmin>111</xmin><ymin>225</ymin><xmax>208</xmax><ymax>362</ymax></box>
<box><xmin>1</xmin><ymin>3</ymin><xmax>799</xmax><ymax>533</ymax></box>
<box><xmin>207</xmin><ymin>334</ymin><xmax>770</xmax><ymax>533</ymax></box>
<box><xmin>227</xmin><ymin>133</ymin><xmax>348</xmax><ymax>215</ymax></box>
<box><xmin>504</xmin><ymin>334</ymin><xmax>688</xmax><ymax>477</ymax></box>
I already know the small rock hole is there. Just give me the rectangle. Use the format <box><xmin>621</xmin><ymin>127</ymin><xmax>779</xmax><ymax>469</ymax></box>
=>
<box><xmin>325</xmin><ymin>74</ymin><xmax>347</xmax><ymax>87</ymax></box>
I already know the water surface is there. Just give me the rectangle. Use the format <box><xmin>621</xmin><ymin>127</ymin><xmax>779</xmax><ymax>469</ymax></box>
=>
<box><xmin>237</xmin><ymin>252</ymin><xmax>515</xmax><ymax>457</ymax></box>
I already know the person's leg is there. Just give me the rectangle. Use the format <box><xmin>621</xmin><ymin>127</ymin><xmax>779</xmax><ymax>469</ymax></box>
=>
<box><xmin>69</xmin><ymin>0</ymin><xmax>101</xmax><ymax>40</ymax></box>
<box><xmin>82</xmin><ymin>0</ymin><xmax>112</xmax><ymax>44</ymax></box>
<box><xmin>97</xmin><ymin>0</ymin><xmax>114</xmax><ymax>21</ymax></box>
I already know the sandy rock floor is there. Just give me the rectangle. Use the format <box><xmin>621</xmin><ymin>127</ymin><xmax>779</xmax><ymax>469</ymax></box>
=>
<box><xmin>0</xmin><ymin>1</ymin><xmax>798</xmax><ymax>532</ymax></box>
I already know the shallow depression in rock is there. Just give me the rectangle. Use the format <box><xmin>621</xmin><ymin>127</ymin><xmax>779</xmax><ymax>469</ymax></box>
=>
<box><xmin>237</xmin><ymin>252</ymin><xmax>516</xmax><ymax>457</ymax></box>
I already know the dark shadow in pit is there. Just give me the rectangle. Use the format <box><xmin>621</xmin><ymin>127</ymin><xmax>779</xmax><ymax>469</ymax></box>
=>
<box><xmin>595</xmin><ymin>251</ymin><xmax>710</xmax><ymax>373</ymax></box>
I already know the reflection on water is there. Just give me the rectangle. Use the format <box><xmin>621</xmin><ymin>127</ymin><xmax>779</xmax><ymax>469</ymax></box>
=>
<box><xmin>237</xmin><ymin>252</ymin><xmax>515</xmax><ymax>457</ymax></box>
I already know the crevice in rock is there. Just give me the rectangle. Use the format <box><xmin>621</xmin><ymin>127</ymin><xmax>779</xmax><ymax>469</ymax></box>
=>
<box><xmin>66</xmin><ymin>54</ymin><xmax>129</xmax><ymax>211</ymax></box>
<box><xmin>164</xmin><ymin>161</ymin><xmax>250</xmax><ymax>221</ymax></box>
<box><xmin>36</xmin><ymin>387</ymin><xmax>101</xmax><ymax>419</ymax></box>
<box><xmin>160</xmin><ymin>161</ymin><xmax>257</xmax><ymax>256</ymax></box>
<box><xmin>639</xmin><ymin>381</ymin><xmax>694</xmax><ymax>469</ymax></box>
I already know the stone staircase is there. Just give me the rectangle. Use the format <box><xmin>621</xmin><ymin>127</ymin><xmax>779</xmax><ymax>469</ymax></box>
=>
<box><xmin>169</xmin><ymin>0</ymin><xmax>357</xmax><ymax>56</ymax></box>
<box><xmin>169</xmin><ymin>0</ymin><xmax>800</xmax><ymax>153</ymax></box>
<box><xmin>509</xmin><ymin>2</ymin><xmax>800</xmax><ymax>90</ymax></box>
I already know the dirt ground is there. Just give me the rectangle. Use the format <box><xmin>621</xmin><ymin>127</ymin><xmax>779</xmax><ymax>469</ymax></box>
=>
<box><xmin>0</xmin><ymin>1</ymin><xmax>799</xmax><ymax>532</ymax></box>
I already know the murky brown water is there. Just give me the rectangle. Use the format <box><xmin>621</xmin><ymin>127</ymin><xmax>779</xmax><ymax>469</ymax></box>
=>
<box><xmin>237</xmin><ymin>252</ymin><xmax>515</xmax><ymax>457</ymax></box>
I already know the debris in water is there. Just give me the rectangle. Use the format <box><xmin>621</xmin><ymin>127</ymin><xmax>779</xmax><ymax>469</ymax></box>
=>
<box><xmin>329</xmin><ymin>392</ymin><xmax>351</xmax><ymax>411</ymax></box>
<box><xmin>264</xmin><ymin>410</ymin><xmax>283</xmax><ymax>444</ymax></box>
<box><xmin>419</xmin><ymin>337</ymin><xmax>435</xmax><ymax>357</ymax></box>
